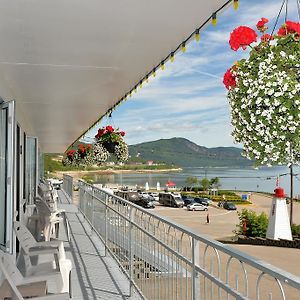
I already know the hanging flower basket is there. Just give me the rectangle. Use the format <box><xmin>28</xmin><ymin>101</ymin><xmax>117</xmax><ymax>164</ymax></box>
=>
<box><xmin>62</xmin><ymin>125</ymin><xmax>128</xmax><ymax>167</ymax></box>
<box><xmin>223</xmin><ymin>18</ymin><xmax>300</xmax><ymax>166</ymax></box>
<box><xmin>94</xmin><ymin>125</ymin><xmax>128</xmax><ymax>161</ymax></box>
<box><xmin>92</xmin><ymin>142</ymin><xmax>110</xmax><ymax>165</ymax></box>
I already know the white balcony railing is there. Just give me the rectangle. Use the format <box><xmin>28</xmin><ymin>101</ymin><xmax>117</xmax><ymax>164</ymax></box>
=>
<box><xmin>76</xmin><ymin>179</ymin><xmax>300</xmax><ymax>300</ymax></box>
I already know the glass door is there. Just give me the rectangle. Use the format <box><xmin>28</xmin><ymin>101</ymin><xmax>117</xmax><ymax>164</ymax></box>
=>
<box><xmin>0</xmin><ymin>100</ymin><xmax>15</xmax><ymax>252</ymax></box>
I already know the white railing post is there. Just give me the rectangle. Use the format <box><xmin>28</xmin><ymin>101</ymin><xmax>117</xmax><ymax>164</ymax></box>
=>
<box><xmin>129</xmin><ymin>206</ymin><xmax>135</xmax><ymax>296</ymax></box>
<box><xmin>192</xmin><ymin>237</ymin><xmax>200</xmax><ymax>299</ymax></box>
<box><xmin>104</xmin><ymin>193</ymin><xmax>108</xmax><ymax>256</ymax></box>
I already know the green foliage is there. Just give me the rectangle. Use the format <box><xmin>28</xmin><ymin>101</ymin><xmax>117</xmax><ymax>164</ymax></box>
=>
<box><xmin>210</xmin><ymin>177</ymin><xmax>221</xmax><ymax>189</ymax></box>
<box><xmin>200</xmin><ymin>178</ymin><xmax>210</xmax><ymax>191</ymax></box>
<box><xmin>218</xmin><ymin>190</ymin><xmax>238</xmax><ymax>196</ymax></box>
<box><xmin>128</xmin><ymin>138</ymin><xmax>252</xmax><ymax>167</ymax></box>
<box><xmin>44</xmin><ymin>153</ymin><xmax>178</xmax><ymax>174</ymax></box>
<box><xmin>235</xmin><ymin>209</ymin><xmax>268</xmax><ymax>237</ymax></box>
<box><xmin>81</xmin><ymin>174</ymin><xmax>95</xmax><ymax>184</ymax></box>
<box><xmin>291</xmin><ymin>224</ymin><xmax>300</xmax><ymax>237</ymax></box>
<box><xmin>185</xmin><ymin>176</ymin><xmax>198</xmax><ymax>187</ymax></box>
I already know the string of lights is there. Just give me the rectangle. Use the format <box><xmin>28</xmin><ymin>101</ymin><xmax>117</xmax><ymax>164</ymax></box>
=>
<box><xmin>65</xmin><ymin>0</ymin><xmax>238</xmax><ymax>153</ymax></box>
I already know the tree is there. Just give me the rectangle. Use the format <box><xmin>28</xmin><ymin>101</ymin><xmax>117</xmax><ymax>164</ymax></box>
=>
<box><xmin>210</xmin><ymin>177</ymin><xmax>221</xmax><ymax>189</ymax></box>
<box><xmin>185</xmin><ymin>176</ymin><xmax>198</xmax><ymax>191</ymax></box>
<box><xmin>200</xmin><ymin>178</ymin><xmax>210</xmax><ymax>192</ymax></box>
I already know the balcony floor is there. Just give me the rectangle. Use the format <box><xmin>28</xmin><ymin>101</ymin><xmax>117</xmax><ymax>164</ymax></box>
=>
<box><xmin>57</xmin><ymin>190</ymin><xmax>141</xmax><ymax>300</ymax></box>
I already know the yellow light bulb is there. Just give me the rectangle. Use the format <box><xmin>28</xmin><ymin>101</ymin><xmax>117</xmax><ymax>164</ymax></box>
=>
<box><xmin>153</xmin><ymin>70</ymin><xmax>156</xmax><ymax>77</ymax></box>
<box><xmin>134</xmin><ymin>86</ymin><xmax>137</xmax><ymax>93</ymax></box>
<box><xmin>161</xmin><ymin>62</ymin><xmax>165</xmax><ymax>71</ymax></box>
<box><xmin>146</xmin><ymin>75</ymin><xmax>149</xmax><ymax>83</ymax></box>
<box><xmin>129</xmin><ymin>92</ymin><xmax>132</xmax><ymax>97</ymax></box>
<box><xmin>140</xmin><ymin>81</ymin><xmax>142</xmax><ymax>88</ymax></box>
<box><xmin>233</xmin><ymin>0</ymin><xmax>239</xmax><ymax>10</ymax></box>
<box><xmin>181</xmin><ymin>43</ymin><xmax>186</xmax><ymax>53</ymax></box>
<box><xmin>170</xmin><ymin>53</ymin><xmax>175</xmax><ymax>62</ymax></box>
<box><xmin>195</xmin><ymin>32</ymin><xmax>200</xmax><ymax>42</ymax></box>
<box><xmin>212</xmin><ymin>13</ymin><xmax>217</xmax><ymax>26</ymax></box>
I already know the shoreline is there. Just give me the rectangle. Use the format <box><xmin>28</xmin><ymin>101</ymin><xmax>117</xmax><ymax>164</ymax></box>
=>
<box><xmin>53</xmin><ymin>168</ymin><xmax>182</xmax><ymax>179</ymax></box>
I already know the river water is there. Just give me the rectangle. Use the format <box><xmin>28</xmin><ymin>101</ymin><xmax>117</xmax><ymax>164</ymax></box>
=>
<box><xmin>91</xmin><ymin>166</ymin><xmax>300</xmax><ymax>196</ymax></box>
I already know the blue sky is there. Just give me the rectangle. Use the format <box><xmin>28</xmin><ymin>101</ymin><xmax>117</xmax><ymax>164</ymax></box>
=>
<box><xmin>84</xmin><ymin>0</ymin><xmax>299</xmax><ymax>148</ymax></box>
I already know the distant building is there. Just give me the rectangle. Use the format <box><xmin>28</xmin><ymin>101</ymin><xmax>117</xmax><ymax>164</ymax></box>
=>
<box><xmin>147</xmin><ymin>160</ymin><xmax>154</xmax><ymax>165</ymax></box>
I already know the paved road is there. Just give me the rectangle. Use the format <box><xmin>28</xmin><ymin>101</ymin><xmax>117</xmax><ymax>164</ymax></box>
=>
<box><xmin>153</xmin><ymin>193</ymin><xmax>300</xmax><ymax>278</ymax></box>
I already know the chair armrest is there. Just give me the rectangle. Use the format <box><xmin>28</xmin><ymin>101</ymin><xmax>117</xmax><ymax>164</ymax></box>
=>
<box><xmin>34</xmin><ymin>240</ymin><xmax>63</xmax><ymax>248</ymax></box>
<box><xmin>28</xmin><ymin>247</ymin><xmax>58</xmax><ymax>256</ymax></box>
<box><xmin>27</xmin><ymin>204</ymin><xmax>36</xmax><ymax>209</ymax></box>
<box><xmin>33</xmin><ymin>293</ymin><xmax>70</xmax><ymax>300</ymax></box>
<box><xmin>54</xmin><ymin>209</ymin><xmax>65</xmax><ymax>214</ymax></box>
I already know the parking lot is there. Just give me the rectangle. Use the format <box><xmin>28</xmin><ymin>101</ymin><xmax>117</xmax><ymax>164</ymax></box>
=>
<box><xmin>152</xmin><ymin>192</ymin><xmax>300</xmax><ymax>277</ymax></box>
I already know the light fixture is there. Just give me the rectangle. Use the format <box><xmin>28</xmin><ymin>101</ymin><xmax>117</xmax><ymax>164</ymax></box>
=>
<box><xmin>161</xmin><ymin>61</ymin><xmax>165</xmax><ymax>70</ymax></box>
<box><xmin>170</xmin><ymin>52</ymin><xmax>175</xmax><ymax>62</ymax></box>
<box><xmin>153</xmin><ymin>69</ymin><xmax>156</xmax><ymax>77</ymax></box>
<box><xmin>233</xmin><ymin>0</ymin><xmax>239</xmax><ymax>10</ymax></box>
<box><xmin>212</xmin><ymin>12</ymin><xmax>217</xmax><ymax>26</ymax></box>
<box><xmin>109</xmin><ymin>111</ymin><xmax>112</xmax><ymax>118</ymax></box>
<box><xmin>139</xmin><ymin>81</ymin><xmax>143</xmax><ymax>88</ymax></box>
<box><xmin>181</xmin><ymin>42</ymin><xmax>186</xmax><ymax>53</ymax></box>
<box><xmin>134</xmin><ymin>85</ymin><xmax>137</xmax><ymax>93</ymax></box>
<box><xmin>146</xmin><ymin>75</ymin><xmax>149</xmax><ymax>83</ymax></box>
<box><xmin>195</xmin><ymin>29</ymin><xmax>200</xmax><ymax>42</ymax></box>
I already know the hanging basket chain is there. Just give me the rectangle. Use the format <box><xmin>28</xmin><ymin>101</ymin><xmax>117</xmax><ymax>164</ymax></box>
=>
<box><xmin>271</xmin><ymin>0</ymin><xmax>287</xmax><ymax>36</ymax></box>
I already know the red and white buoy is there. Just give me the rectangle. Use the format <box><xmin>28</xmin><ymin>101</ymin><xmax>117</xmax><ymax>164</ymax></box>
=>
<box><xmin>266</xmin><ymin>187</ymin><xmax>292</xmax><ymax>241</ymax></box>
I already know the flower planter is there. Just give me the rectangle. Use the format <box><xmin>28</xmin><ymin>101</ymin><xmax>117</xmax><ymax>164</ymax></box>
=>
<box><xmin>103</xmin><ymin>141</ymin><xmax>118</xmax><ymax>153</ymax></box>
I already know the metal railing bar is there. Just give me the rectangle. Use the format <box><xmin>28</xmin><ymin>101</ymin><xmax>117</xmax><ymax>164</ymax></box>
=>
<box><xmin>79</xmin><ymin>181</ymin><xmax>300</xmax><ymax>291</ymax></box>
<box><xmin>77</xmin><ymin>203</ymin><xmax>146</xmax><ymax>300</ymax></box>
<box><xmin>78</xmin><ymin>180</ymin><xmax>300</xmax><ymax>299</ymax></box>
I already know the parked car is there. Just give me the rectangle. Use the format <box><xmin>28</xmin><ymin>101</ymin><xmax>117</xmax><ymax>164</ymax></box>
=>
<box><xmin>137</xmin><ymin>198</ymin><xmax>155</xmax><ymax>209</ymax></box>
<box><xmin>139</xmin><ymin>192</ymin><xmax>150</xmax><ymax>199</ymax></box>
<box><xmin>223</xmin><ymin>202</ymin><xmax>237</xmax><ymax>210</ymax></box>
<box><xmin>183</xmin><ymin>197</ymin><xmax>194</xmax><ymax>206</ymax></box>
<box><xmin>187</xmin><ymin>203</ymin><xmax>208</xmax><ymax>211</ymax></box>
<box><xmin>159</xmin><ymin>192</ymin><xmax>184</xmax><ymax>208</ymax></box>
<box><xmin>149</xmin><ymin>192</ymin><xmax>159</xmax><ymax>201</ymax></box>
<box><xmin>194</xmin><ymin>197</ymin><xmax>210</xmax><ymax>206</ymax></box>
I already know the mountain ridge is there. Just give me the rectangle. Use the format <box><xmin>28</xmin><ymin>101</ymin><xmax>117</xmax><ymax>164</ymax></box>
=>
<box><xmin>128</xmin><ymin>137</ymin><xmax>252</xmax><ymax>167</ymax></box>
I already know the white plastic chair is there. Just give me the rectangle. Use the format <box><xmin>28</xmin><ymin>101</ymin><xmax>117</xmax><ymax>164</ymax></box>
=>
<box><xmin>35</xmin><ymin>197</ymin><xmax>64</xmax><ymax>241</ymax></box>
<box><xmin>13</xmin><ymin>221</ymin><xmax>67</xmax><ymax>264</ymax></box>
<box><xmin>0</xmin><ymin>252</ymin><xmax>71</xmax><ymax>296</ymax></box>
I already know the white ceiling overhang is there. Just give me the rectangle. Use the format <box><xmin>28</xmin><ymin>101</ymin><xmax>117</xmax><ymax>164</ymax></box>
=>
<box><xmin>0</xmin><ymin>0</ymin><xmax>232</xmax><ymax>152</ymax></box>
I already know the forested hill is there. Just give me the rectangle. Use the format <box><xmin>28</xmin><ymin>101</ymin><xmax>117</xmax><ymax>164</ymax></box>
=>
<box><xmin>128</xmin><ymin>137</ymin><xmax>252</xmax><ymax>167</ymax></box>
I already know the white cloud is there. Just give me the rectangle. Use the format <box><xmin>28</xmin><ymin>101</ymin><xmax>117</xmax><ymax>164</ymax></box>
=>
<box><xmin>86</xmin><ymin>0</ymin><xmax>299</xmax><ymax>149</ymax></box>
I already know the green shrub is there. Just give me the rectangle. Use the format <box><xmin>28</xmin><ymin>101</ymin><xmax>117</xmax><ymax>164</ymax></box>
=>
<box><xmin>81</xmin><ymin>175</ymin><xmax>94</xmax><ymax>184</ymax></box>
<box><xmin>235</xmin><ymin>209</ymin><xmax>268</xmax><ymax>238</ymax></box>
<box><xmin>292</xmin><ymin>224</ymin><xmax>300</xmax><ymax>237</ymax></box>
<box><xmin>218</xmin><ymin>190</ymin><xmax>238</xmax><ymax>196</ymax></box>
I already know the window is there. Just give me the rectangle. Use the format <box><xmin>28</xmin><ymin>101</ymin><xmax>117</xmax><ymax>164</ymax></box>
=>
<box><xmin>0</xmin><ymin>106</ymin><xmax>7</xmax><ymax>247</ymax></box>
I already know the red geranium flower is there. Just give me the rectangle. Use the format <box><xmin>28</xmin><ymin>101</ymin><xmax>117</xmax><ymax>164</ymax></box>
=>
<box><xmin>223</xmin><ymin>68</ymin><xmax>237</xmax><ymax>90</ymax></box>
<box><xmin>120</xmin><ymin>131</ymin><xmax>125</xmax><ymax>136</ymax></box>
<box><xmin>278</xmin><ymin>21</ymin><xmax>300</xmax><ymax>37</ymax></box>
<box><xmin>261</xmin><ymin>34</ymin><xmax>274</xmax><ymax>42</ymax></box>
<box><xmin>229</xmin><ymin>26</ymin><xmax>257</xmax><ymax>51</ymax></box>
<box><xmin>67</xmin><ymin>149</ymin><xmax>75</xmax><ymax>159</ymax></box>
<box><xmin>256</xmin><ymin>18</ymin><xmax>268</xmax><ymax>31</ymax></box>
<box><xmin>105</xmin><ymin>125</ymin><xmax>114</xmax><ymax>133</ymax></box>
<box><xmin>95</xmin><ymin>128</ymin><xmax>105</xmax><ymax>139</ymax></box>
